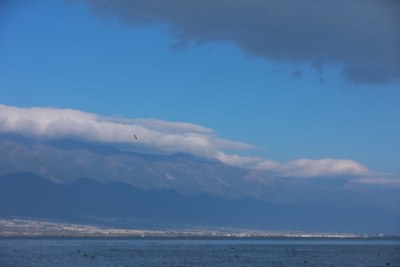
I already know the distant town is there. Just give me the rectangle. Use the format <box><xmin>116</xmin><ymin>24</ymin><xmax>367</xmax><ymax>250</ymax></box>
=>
<box><xmin>0</xmin><ymin>218</ymin><xmax>392</xmax><ymax>239</ymax></box>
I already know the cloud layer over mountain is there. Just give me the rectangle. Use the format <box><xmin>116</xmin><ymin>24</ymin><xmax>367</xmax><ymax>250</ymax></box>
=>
<box><xmin>1</xmin><ymin>104</ymin><xmax>383</xmax><ymax>182</ymax></box>
<box><xmin>0</xmin><ymin>105</ymin><xmax>252</xmax><ymax>156</ymax></box>
<box><xmin>71</xmin><ymin>0</ymin><xmax>400</xmax><ymax>84</ymax></box>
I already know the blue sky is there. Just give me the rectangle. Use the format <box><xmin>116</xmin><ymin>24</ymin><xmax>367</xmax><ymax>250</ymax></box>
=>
<box><xmin>1</xmin><ymin>0</ymin><xmax>400</xmax><ymax>176</ymax></box>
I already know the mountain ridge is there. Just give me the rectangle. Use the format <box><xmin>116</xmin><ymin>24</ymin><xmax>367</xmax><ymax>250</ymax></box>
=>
<box><xmin>1</xmin><ymin>133</ymin><xmax>399</xmax><ymax>233</ymax></box>
<box><xmin>1</xmin><ymin>172</ymin><xmax>399</xmax><ymax>234</ymax></box>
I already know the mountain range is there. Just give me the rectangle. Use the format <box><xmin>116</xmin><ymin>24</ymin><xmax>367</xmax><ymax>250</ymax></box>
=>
<box><xmin>0</xmin><ymin>133</ymin><xmax>399</xmax><ymax>234</ymax></box>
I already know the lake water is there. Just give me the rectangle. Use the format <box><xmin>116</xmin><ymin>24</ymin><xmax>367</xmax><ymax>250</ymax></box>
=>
<box><xmin>1</xmin><ymin>237</ymin><xmax>399</xmax><ymax>266</ymax></box>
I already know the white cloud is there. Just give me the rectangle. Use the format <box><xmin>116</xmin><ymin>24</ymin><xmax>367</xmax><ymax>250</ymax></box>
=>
<box><xmin>0</xmin><ymin>104</ymin><xmax>375</xmax><ymax>178</ymax></box>
<box><xmin>217</xmin><ymin>153</ymin><xmax>400</xmax><ymax>187</ymax></box>
<box><xmin>129</xmin><ymin>118</ymin><xmax>213</xmax><ymax>134</ymax></box>
<box><xmin>0</xmin><ymin>104</ymin><xmax>251</xmax><ymax>158</ymax></box>
<box><xmin>280</xmin><ymin>159</ymin><xmax>368</xmax><ymax>177</ymax></box>
<box><xmin>216</xmin><ymin>152</ymin><xmax>368</xmax><ymax>177</ymax></box>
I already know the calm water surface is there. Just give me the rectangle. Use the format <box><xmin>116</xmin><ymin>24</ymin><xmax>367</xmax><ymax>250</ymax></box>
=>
<box><xmin>1</xmin><ymin>237</ymin><xmax>399</xmax><ymax>266</ymax></box>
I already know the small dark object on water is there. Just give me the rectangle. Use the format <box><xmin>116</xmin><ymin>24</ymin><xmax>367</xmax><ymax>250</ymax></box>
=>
<box><xmin>235</xmin><ymin>254</ymin><xmax>238</xmax><ymax>258</ymax></box>
<box><xmin>385</xmin><ymin>263</ymin><xmax>390</xmax><ymax>266</ymax></box>
<box><xmin>84</xmin><ymin>254</ymin><xmax>88</xmax><ymax>257</ymax></box>
<box><xmin>77</xmin><ymin>250</ymin><xmax>80</xmax><ymax>253</ymax></box>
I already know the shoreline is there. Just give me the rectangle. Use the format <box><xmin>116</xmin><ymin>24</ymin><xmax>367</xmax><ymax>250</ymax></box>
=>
<box><xmin>1</xmin><ymin>218</ymin><xmax>398</xmax><ymax>239</ymax></box>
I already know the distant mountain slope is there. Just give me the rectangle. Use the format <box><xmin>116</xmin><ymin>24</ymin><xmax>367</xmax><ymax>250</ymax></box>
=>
<box><xmin>1</xmin><ymin>172</ymin><xmax>399</xmax><ymax>234</ymax></box>
<box><xmin>0</xmin><ymin>133</ymin><xmax>267</xmax><ymax>199</ymax></box>
<box><xmin>1</xmin><ymin>133</ymin><xmax>399</xmax><ymax>233</ymax></box>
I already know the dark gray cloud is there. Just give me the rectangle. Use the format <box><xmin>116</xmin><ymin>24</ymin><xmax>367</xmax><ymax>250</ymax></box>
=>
<box><xmin>74</xmin><ymin>0</ymin><xmax>400</xmax><ymax>84</ymax></box>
